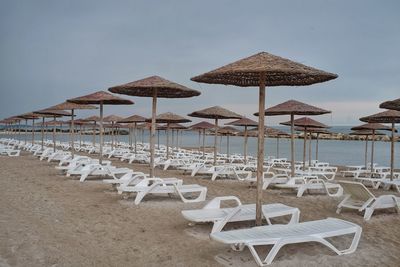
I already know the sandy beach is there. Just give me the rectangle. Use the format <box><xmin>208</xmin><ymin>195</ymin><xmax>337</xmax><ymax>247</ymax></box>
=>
<box><xmin>0</xmin><ymin>152</ymin><xmax>398</xmax><ymax>267</ymax></box>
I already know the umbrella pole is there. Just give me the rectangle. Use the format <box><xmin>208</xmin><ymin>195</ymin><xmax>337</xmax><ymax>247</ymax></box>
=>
<box><xmin>111</xmin><ymin>122</ymin><xmax>115</xmax><ymax>149</ymax></box>
<box><xmin>18</xmin><ymin>120</ymin><xmax>21</xmax><ymax>141</ymax></box>
<box><xmin>41</xmin><ymin>117</ymin><xmax>45</xmax><ymax>150</ymax></box>
<box><xmin>256</xmin><ymin>75</ymin><xmax>266</xmax><ymax>226</ymax></box>
<box><xmin>31</xmin><ymin>119</ymin><xmax>35</xmax><ymax>145</ymax></box>
<box><xmin>134</xmin><ymin>123</ymin><xmax>137</xmax><ymax>154</ymax></box>
<box><xmin>71</xmin><ymin>109</ymin><xmax>75</xmax><ymax>158</ymax></box>
<box><xmin>92</xmin><ymin>122</ymin><xmax>96</xmax><ymax>147</ymax></box>
<box><xmin>308</xmin><ymin>131</ymin><xmax>312</xmax><ymax>166</ymax></box>
<box><xmin>198</xmin><ymin>130</ymin><xmax>201</xmax><ymax>151</ymax></box>
<box><xmin>52</xmin><ymin>116</ymin><xmax>56</xmax><ymax>152</ymax></box>
<box><xmin>390</xmin><ymin>122</ymin><xmax>395</xmax><ymax>180</ymax></box>
<box><xmin>80</xmin><ymin>124</ymin><xmax>83</xmax><ymax>146</ymax></box>
<box><xmin>99</xmin><ymin>102</ymin><xmax>104</xmax><ymax>165</ymax></box>
<box><xmin>276</xmin><ymin>136</ymin><xmax>279</xmax><ymax>158</ymax></box>
<box><xmin>371</xmin><ymin>130</ymin><xmax>375</xmax><ymax>173</ymax></box>
<box><xmin>214</xmin><ymin>118</ymin><xmax>218</xmax><ymax>166</ymax></box>
<box><xmin>290</xmin><ymin>114</ymin><xmax>295</xmax><ymax>177</ymax></box>
<box><xmin>316</xmin><ymin>133</ymin><xmax>320</xmax><ymax>161</ymax></box>
<box><xmin>202</xmin><ymin>128</ymin><xmax>206</xmax><ymax>158</ymax></box>
<box><xmin>167</xmin><ymin>123</ymin><xmax>170</xmax><ymax>159</ymax></box>
<box><xmin>227</xmin><ymin>135</ymin><xmax>230</xmax><ymax>160</ymax></box>
<box><xmin>149</xmin><ymin>90</ymin><xmax>157</xmax><ymax>177</ymax></box>
<box><xmin>365</xmin><ymin>135</ymin><xmax>368</xmax><ymax>169</ymax></box>
<box><xmin>25</xmin><ymin>119</ymin><xmax>28</xmax><ymax>144</ymax></box>
<box><xmin>303</xmin><ymin>127</ymin><xmax>307</xmax><ymax>170</ymax></box>
<box><xmin>244</xmin><ymin>125</ymin><xmax>248</xmax><ymax>164</ymax></box>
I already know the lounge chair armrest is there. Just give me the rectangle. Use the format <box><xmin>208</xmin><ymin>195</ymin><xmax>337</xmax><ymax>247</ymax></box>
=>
<box><xmin>203</xmin><ymin>196</ymin><xmax>242</xmax><ymax>209</ymax></box>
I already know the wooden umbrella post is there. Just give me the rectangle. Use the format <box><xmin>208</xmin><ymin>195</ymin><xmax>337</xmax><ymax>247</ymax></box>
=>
<box><xmin>202</xmin><ymin>128</ymin><xmax>206</xmax><ymax>158</ymax></box>
<box><xmin>227</xmin><ymin>135</ymin><xmax>230</xmax><ymax>160</ymax></box>
<box><xmin>52</xmin><ymin>116</ymin><xmax>56</xmax><ymax>152</ymax></box>
<box><xmin>315</xmin><ymin>133</ymin><xmax>320</xmax><ymax>161</ymax></box>
<box><xmin>99</xmin><ymin>102</ymin><xmax>104</xmax><ymax>165</ymax></box>
<box><xmin>371</xmin><ymin>129</ymin><xmax>375</xmax><ymax>173</ymax></box>
<box><xmin>308</xmin><ymin>130</ymin><xmax>312</xmax><ymax>166</ymax></box>
<box><xmin>79</xmin><ymin>124</ymin><xmax>83</xmax><ymax>146</ymax></box>
<box><xmin>92</xmin><ymin>121</ymin><xmax>96</xmax><ymax>147</ymax></box>
<box><xmin>290</xmin><ymin>114</ymin><xmax>295</xmax><ymax>177</ymax></box>
<box><xmin>390</xmin><ymin>122</ymin><xmax>395</xmax><ymax>180</ymax></box>
<box><xmin>25</xmin><ymin>119</ymin><xmax>28</xmax><ymax>144</ymax></box>
<box><xmin>244</xmin><ymin>125</ymin><xmax>248</xmax><ymax>164</ymax></box>
<box><xmin>18</xmin><ymin>120</ymin><xmax>21</xmax><ymax>141</ymax></box>
<box><xmin>198</xmin><ymin>130</ymin><xmax>201</xmax><ymax>151</ymax></box>
<box><xmin>276</xmin><ymin>136</ymin><xmax>280</xmax><ymax>158</ymax></box>
<box><xmin>31</xmin><ymin>118</ymin><xmax>36</xmax><ymax>145</ymax></box>
<box><xmin>214</xmin><ymin>118</ymin><xmax>218</xmax><ymax>166</ymax></box>
<box><xmin>166</xmin><ymin>123</ymin><xmax>170</xmax><ymax>159</ymax></box>
<box><xmin>365</xmin><ymin>135</ymin><xmax>369</xmax><ymax>169</ymax></box>
<box><xmin>111</xmin><ymin>121</ymin><xmax>115</xmax><ymax>149</ymax></box>
<box><xmin>150</xmin><ymin>89</ymin><xmax>157</xmax><ymax>178</ymax></box>
<box><xmin>256</xmin><ymin>74</ymin><xmax>266</xmax><ymax>226</ymax></box>
<box><xmin>71</xmin><ymin>109</ymin><xmax>75</xmax><ymax>158</ymax></box>
<box><xmin>134</xmin><ymin>122</ymin><xmax>137</xmax><ymax>154</ymax></box>
<box><xmin>41</xmin><ymin>117</ymin><xmax>45</xmax><ymax>150</ymax></box>
<box><xmin>302</xmin><ymin>127</ymin><xmax>307</xmax><ymax>170</ymax></box>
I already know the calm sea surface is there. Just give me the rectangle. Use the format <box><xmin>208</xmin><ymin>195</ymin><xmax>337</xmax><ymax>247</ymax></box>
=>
<box><xmin>4</xmin><ymin>126</ymin><xmax>399</xmax><ymax>167</ymax></box>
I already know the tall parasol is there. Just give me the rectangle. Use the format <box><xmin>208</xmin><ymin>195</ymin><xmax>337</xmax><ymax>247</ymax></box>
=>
<box><xmin>188</xmin><ymin>106</ymin><xmax>242</xmax><ymax>165</ymax></box>
<box><xmin>109</xmin><ymin>76</ymin><xmax>200</xmax><ymax>177</ymax></box>
<box><xmin>295</xmin><ymin>127</ymin><xmax>330</xmax><ymax>162</ymax></box>
<box><xmin>103</xmin><ymin>115</ymin><xmax>124</xmax><ymax>149</ymax></box>
<box><xmin>352</xmin><ymin>122</ymin><xmax>392</xmax><ymax>173</ymax></box>
<box><xmin>226</xmin><ymin>117</ymin><xmax>258</xmax><ymax>163</ymax></box>
<box><xmin>145</xmin><ymin>112</ymin><xmax>191</xmax><ymax>159</ymax></box>
<box><xmin>118</xmin><ymin>115</ymin><xmax>147</xmax><ymax>153</ymax></box>
<box><xmin>349</xmin><ymin>130</ymin><xmax>385</xmax><ymax>169</ymax></box>
<box><xmin>380</xmin><ymin>98</ymin><xmax>400</xmax><ymax>111</ymax></box>
<box><xmin>360</xmin><ymin>110</ymin><xmax>400</xmax><ymax>179</ymax></box>
<box><xmin>18</xmin><ymin>113</ymin><xmax>40</xmax><ymax>145</ymax></box>
<box><xmin>189</xmin><ymin>121</ymin><xmax>215</xmax><ymax>157</ymax></box>
<box><xmin>67</xmin><ymin>91</ymin><xmax>133</xmax><ymax>164</ymax></box>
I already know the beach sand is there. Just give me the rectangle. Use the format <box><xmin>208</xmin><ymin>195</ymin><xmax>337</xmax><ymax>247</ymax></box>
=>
<box><xmin>0</xmin><ymin>152</ymin><xmax>399</xmax><ymax>266</ymax></box>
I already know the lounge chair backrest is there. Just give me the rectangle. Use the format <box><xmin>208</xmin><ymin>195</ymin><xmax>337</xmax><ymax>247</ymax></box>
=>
<box><xmin>338</xmin><ymin>180</ymin><xmax>375</xmax><ymax>202</ymax></box>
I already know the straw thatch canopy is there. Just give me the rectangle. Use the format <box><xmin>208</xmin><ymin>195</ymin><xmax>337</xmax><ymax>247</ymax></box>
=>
<box><xmin>226</xmin><ymin>117</ymin><xmax>258</xmax><ymax>127</ymax></box>
<box><xmin>295</xmin><ymin>127</ymin><xmax>330</xmax><ymax>134</ymax></box>
<box><xmin>118</xmin><ymin>115</ymin><xmax>147</xmax><ymax>123</ymax></box>
<box><xmin>215</xmin><ymin>126</ymin><xmax>239</xmax><ymax>135</ymax></box>
<box><xmin>34</xmin><ymin>109</ymin><xmax>73</xmax><ymax>117</ymax></box>
<box><xmin>109</xmin><ymin>76</ymin><xmax>201</xmax><ymax>98</ymax></box>
<box><xmin>360</xmin><ymin>110</ymin><xmax>400</xmax><ymax>124</ymax></box>
<box><xmin>241</xmin><ymin>127</ymin><xmax>288</xmax><ymax>137</ymax></box>
<box><xmin>188</xmin><ymin>106</ymin><xmax>242</xmax><ymax>119</ymax></box>
<box><xmin>167</xmin><ymin>123</ymin><xmax>188</xmax><ymax>130</ymax></box>
<box><xmin>255</xmin><ymin>100</ymin><xmax>331</xmax><ymax>116</ymax></box>
<box><xmin>145</xmin><ymin>112</ymin><xmax>191</xmax><ymax>123</ymax></box>
<box><xmin>380</xmin><ymin>98</ymin><xmax>400</xmax><ymax>111</ymax></box>
<box><xmin>189</xmin><ymin>121</ymin><xmax>216</xmax><ymax>130</ymax></box>
<box><xmin>103</xmin><ymin>115</ymin><xmax>124</xmax><ymax>122</ymax></box>
<box><xmin>191</xmin><ymin>52</ymin><xmax>338</xmax><ymax>87</ymax></box>
<box><xmin>83</xmin><ymin>116</ymin><xmax>100</xmax><ymax>122</ymax></box>
<box><xmin>349</xmin><ymin>130</ymin><xmax>385</xmax><ymax>136</ymax></box>
<box><xmin>67</xmin><ymin>91</ymin><xmax>133</xmax><ymax>105</ymax></box>
<box><xmin>46</xmin><ymin>101</ymin><xmax>97</xmax><ymax>111</ymax></box>
<box><xmin>351</xmin><ymin>123</ymin><xmax>393</xmax><ymax>131</ymax></box>
<box><xmin>18</xmin><ymin>113</ymin><xmax>40</xmax><ymax>119</ymax></box>
<box><xmin>280</xmin><ymin>117</ymin><xmax>328</xmax><ymax>128</ymax></box>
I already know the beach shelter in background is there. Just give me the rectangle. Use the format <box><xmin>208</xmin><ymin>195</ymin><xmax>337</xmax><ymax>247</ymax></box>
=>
<box><xmin>18</xmin><ymin>113</ymin><xmax>40</xmax><ymax>144</ymax></box>
<box><xmin>349</xmin><ymin>130</ymin><xmax>385</xmax><ymax>169</ymax></box>
<box><xmin>351</xmin><ymin>123</ymin><xmax>392</xmax><ymax>173</ymax></box>
<box><xmin>188</xmin><ymin>106</ymin><xmax>242</xmax><ymax>165</ymax></box>
<box><xmin>118</xmin><ymin>115</ymin><xmax>147</xmax><ymax>153</ymax></box>
<box><xmin>191</xmin><ymin>52</ymin><xmax>337</xmax><ymax>225</ymax></box>
<box><xmin>103</xmin><ymin>115</ymin><xmax>124</xmax><ymax>149</ymax></box>
<box><xmin>216</xmin><ymin>126</ymin><xmax>239</xmax><ymax>159</ymax></box>
<box><xmin>295</xmin><ymin>127</ymin><xmax>331</xmax><ymax>162</ymax></box>
<box><xmin>67</xmin><ymin>91</ymin><xmax>133</xmax><ymax>164</ymax></box>
<box><xmin>34</xmin><ymin>109</ymin><xmax>72</xmax><ymax>152</ymax></box>
<box><xmin>33</xmin><ymin>112</ymin><xmax>67</xmax><ymax>150</ymax></box>
<box><xmin>145</xmin><ymin>112</ymin><xmax>191</xmax><ymax>159</ymax></box>
<box><xmin>257</xmin><ymin>100</ymin><xmax>331</xmax><ymax>177</ymax></box>
<box><xmin>168</xmin><ymin>122</ymin><xmax>188</xmax><ymax>148</ymax></box>
<box><xmin>226</xmin><ymin>117</ymin><xmax>258</xmax><ymax>163</ymax></box>
<box><xmin>45</xmin><ymin>102</ymin><xmax>96</xmax><ymax>157</ymax></box>
<box><xmin>189</xmin><ymin>121</ymin><xmax>215</xmax><ymax>156</ymax></box>
<box><xmin>380</xmin><ymin>98</ymin><xmax>400</xmax><ymax>111</ymax></box>
<box><xmin>109</xmin><ymin>76</ymin><xmax>200</xmax><ymax>177</ymax></box>
<box><xmin>83</xmin><ymin>115</ymin><xmax>100</xmax><ymax>146</ymax></box>
<box><xmin>360</xmin><ymin>110</ymin><xmax>400</xmax><ymax>180</ymax></box>
<box><xmin>281</xmin><ymin>117</ymin><xmax>328</xmax><ymax>170</ymax></box>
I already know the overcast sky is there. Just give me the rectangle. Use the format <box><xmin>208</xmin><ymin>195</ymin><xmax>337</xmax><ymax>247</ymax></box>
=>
<box><xmin>0</xmin><ymin>0</ymin><xmax>399</xmax><ymax>126</ymax></box>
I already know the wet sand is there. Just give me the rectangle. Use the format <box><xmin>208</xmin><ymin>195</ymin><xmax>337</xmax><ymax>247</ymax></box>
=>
<box><xmin>0</xmin><ymin>152</ymin><xmax>399</xmax><ymax>266</ymax></box>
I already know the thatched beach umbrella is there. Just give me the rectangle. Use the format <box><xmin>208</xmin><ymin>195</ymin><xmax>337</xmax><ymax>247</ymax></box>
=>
<box><xmin>352</xmin><ymin>123</ymin><xmax>392</xmax><ymax>173</ymax></box>
<box><xmin>226</xmin><ymin>117</ymin><xmax>258</xmax><ymax>163</ymax></box>
<box><xmin>18</xmin><ymin>113</ymin><xmax>40</xmax><ymax>145</ymax></box>
<box><xmin>216</xmin><ymin>126</ymin><xmax>239</xmax><ymax>159</ymax></box>
<box><xmin>295</xmin><ymin>127</ymin><xmax>330</xmax><ymax>162</ymax></box>
<box><xmin>380</xmin><ymin>98</ymin><xmax>400</xmax><ymax>111</ymax></box>
<box><xmin>83</xmin><ymin>115</ymin><xmax>100</xmax><ymax>146</ymax></box>
<box><xmin>67</xmin><ymin>91</ymin><xmax>133</xmax><ymax>164</ymax></box>
<box><xmin>45</xmin><ymin>102</ymin><xmax>96</xmax><ymax>157</ymax></box>
<box><xmin>145</xmin><ymin>112</ymin><xmax>191</xmax><ymax>159</ymax></box>
<box><xmin>349</xmin><ymin>130</ymin><xmax>385</xmax><ymax>170</ymax></box>
<box><xmin>103</xmin><ymin>115</ymin><xmax>124</xmax><ymax>149</ymax></box>
<box><xmin>168</xmin><ymin>123</ymin><xmax>188</xmax><ymax>148</ymax></box>
<box><xmin>189</xmin><ymin>121</ymin><xmax>215</xmax><ymax>157</ymax></box>
<box><xmin>188</xmin><ymin>106</ymin><xmax>242</xmax><ymax>165</ymax></box>
<box><xmin>360</xmin><ymin>110</ymin><xmax>400</xmax><ymax>179</ymax></box>
<box><xmin>257</xmin><ymin>100</ymin><xmax>331</xmax><ymax>177</ymax></box>
<box><xmin>281</xmin><ymin>117</ymin><xmax>328</xmax><ymax>170</ymax></box>
<box><xmin>109</xmin><ymin>76</ymin><xmax>200</xmax><ymax>177</ymax></box>
<box><xmin>34</xmin><ymin>109</ymin><xmax>72</xmax><ymax>152</ymax></box>
<box><xmin>118</xmin><ymin>115</ymin><xmax>147</xmax><ymax>153</ymax></box>
<box><xmin>33</xmin><ymin>113</ymin><xmax>66</xmax><ymax>150</ymax></box>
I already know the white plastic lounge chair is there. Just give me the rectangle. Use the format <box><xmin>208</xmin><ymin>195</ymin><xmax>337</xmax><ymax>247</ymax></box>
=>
<box><xmin>210</xmin><ymin>217</ymin><xmax>362</xmax><ymax>266</ymax></box>
<box><xmin>336</xmin><ymin>180</ymin><xmax>400</xmax><ymax>220</ymax></box>
<box><xmin>119</xmin><ymin>178</ymin><xmax>207</xmax><ymax>205</ymax></box>
<box><xmin>103</xmin><ymin>171</ymin><xmax>149</xmax><ymax>186</ymax></box>
<box><xmin>275</xmin><ymin>176</ymin><xmax>343</xmax><ymax>197</ymax></box>
<box><xmin>182</xmin><ymin>196</ymin><xmax>299</xmax><ymax>233</ymax></box>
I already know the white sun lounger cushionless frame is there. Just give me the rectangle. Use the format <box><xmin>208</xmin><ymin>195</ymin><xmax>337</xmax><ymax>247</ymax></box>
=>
<box><xmin>211</xmin><ymin>217</ymin><xmax>362</xmax><ymax>266</ymax></box>
<box><xmin>182</xmin><ymin>196</ymin><xmax>300</xmax><ymax>233</ymax></box>
<box><xmin>336</xmin><ymin>180</ymin><xmax>400</xmax><ymax>220</ymax></box>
